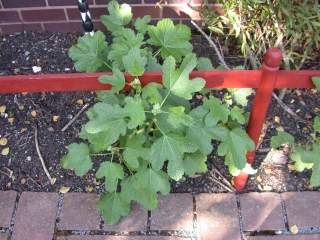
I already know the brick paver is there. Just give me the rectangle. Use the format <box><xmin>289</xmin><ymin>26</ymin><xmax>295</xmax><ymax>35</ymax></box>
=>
<box><xmin>57</xmin><ymin>236</ymin><xmax>187</xmax><ymax>240</ymax></box>
<box><xmin>282</xmin><ymin>192</ymin><xmax>320</xmax><ymax>227</ymax></box>
<box><xmin>240</xmin><ymin>192</ymin><xmax>285</xmax><ymax>231</ymax></box>
<box><xmin>247</xmin><ymin>234</ymin><xmax>320</xmax><ymax>240</ymax></box>
<box><xmin>12</xmin><ymin>192</ymin><xmax>58</xmax><ymax>240</ymax></box>
<box><xmin>196</xmin><ymin>193</ymin><xmax>241</xmax><ymax>240</ymax></box>
<box><xmin>59</xmin><ymin>193</ymin><xmax>101</xmax><ymax>230</ymax></box>
<box><xmin>0</xmin><ymin>191</ymin><xmax>17</xmax><ymax>227</ymax></box>
<box><xmin>150</xmin><ymin>193</ymin><xmax>193</xmax><ymax>231</ymax></box>
<box><xmin>3</xmin><ymin>191</ymin><xmax>320</xmax><ymax>240</ymax></box>
<box><xmin>104</xmin><ymin>203</ymin><xmax>147</xmax><ymax>231</ymax></box>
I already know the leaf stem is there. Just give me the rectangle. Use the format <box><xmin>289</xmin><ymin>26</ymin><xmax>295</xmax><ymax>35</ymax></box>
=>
<box><xmin>102</xmin><ymin>60</ymin><xmax>112</xmax><ymax>70</ymax></box>
<box><xmin>152</xmin><ymin>49</ymin><xmax>161</xmax><ymax>58</ymax></box>
<box><xmin>153</xmin><ymin>120</ymin><xmax>166</xmax><ymax>137</ymax></box>
<box><xmin>160</xmin><ymin>90</ymin><xmax>170</xmax><ymax>108</ymax></box>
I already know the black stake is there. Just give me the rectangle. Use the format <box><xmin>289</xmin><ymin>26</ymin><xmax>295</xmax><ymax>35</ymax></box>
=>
<box><xmin>76</xmin><ymin>0</ymin><xmax>94</xmax><ymax>35</ymax></box>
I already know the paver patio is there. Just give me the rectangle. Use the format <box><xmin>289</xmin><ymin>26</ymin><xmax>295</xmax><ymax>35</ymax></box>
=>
<box><xmin>0</xmin><ymin>191</ymin><xmax>319</xmax><ymax>240</ymax></box>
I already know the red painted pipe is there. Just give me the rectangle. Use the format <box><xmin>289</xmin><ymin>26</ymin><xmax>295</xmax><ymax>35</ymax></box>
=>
<box><xmin>233</xmin><ymin>48</ymin><xmax>283</xmax><ymax>191</ymax></box>
<box><xmin>0</xmin><ymin>70</ymin><xmax>319</xmax><ymax>93</ymax></box>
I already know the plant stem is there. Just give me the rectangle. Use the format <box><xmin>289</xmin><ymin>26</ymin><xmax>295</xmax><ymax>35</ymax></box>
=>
<box><xmin>153</xmin><ymin>49</ymin><xmax>161</xmax><ymax>58</ymax></box>
<box><xmin>153</xmin><ymin>120</ymin><xmax>166</xmax><ymax>136</ymax></box>
<box><xmin>160</xmin><ymin>90</ymin><xmax>170</xmax><ymax>108</ymax></box>
<box><xmin>102</xmin><ymin>60</ymin><xmax>112</xmax><ymax>70</ymax></box>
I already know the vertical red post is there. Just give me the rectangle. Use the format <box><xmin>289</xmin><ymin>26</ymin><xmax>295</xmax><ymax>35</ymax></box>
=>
<box><xmin>233</xmin><ymin>48</ymin><xmax>283</xmax><ymax>191</ymax></box>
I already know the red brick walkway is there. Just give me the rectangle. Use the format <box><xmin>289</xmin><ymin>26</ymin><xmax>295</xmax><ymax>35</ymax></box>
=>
<box><xmin>0</xmin><ymin>191</ymin><xmax>319</xmax><ymax>240</ymax></box>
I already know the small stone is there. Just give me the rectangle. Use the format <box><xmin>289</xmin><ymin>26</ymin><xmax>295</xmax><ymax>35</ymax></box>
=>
<box><xmin>20</xmin><ymin>178</ymin><xmax>26</xmax><ymax>184</ymax></box>
<box><xmin>314</xmin><ymin>107</ymin><xmax>320</xmax><ymax>113</ymax></box>
<box><xmin>67</xmin><ymin>114</ymin><xmax>73</xmax><ymax>119</ymax></box>
<box><xmin>18</xmin><ymin>105</ymin><xmax>24</xmax><ymax>111</ymax></box>
<box><xmin>302</xmin><ymin>127</ymin><xmax>309</xmax><ymax>133</ymax></box>
<box><xmin>256</xmin><ymin>175</ymin><xmax>262</xmax><ymax>182</ymax></box>
<box><xmin>276</xmin><ymin>126</ymin><xmax>284</xmax><ymax>132</ymax></box>
<box><xmin>76</xmin><ymin>99</ymin><xmax>84</xmax><ymax>106</ymax></box>
<box><xmin>26</xmin><ymin>156</ymin><xmax>31</xmax><ymax>161</ymax></box>
<box><xmin>288</xmin><ymin>164</ymin><xmax>295</xmax><ymax>172</ymax></box>
<box><xmin>0</xmin><ymin>105</ymin><xmax>6</xmax><ymax>113</ymax></box>
<box><xmin>25</xmin><ymin>51</ymin><xmax>30</xmax><ymax>56</ymax></box>
<box><xmin>263</xmin><ymin>185</ymin><xmax>273</xmax><ymax>191</ymax></box>
<box><xmin>59</xmin><ymin>186</ymin><xmax>71</xmax><ymax>194</ymax></box>
<box><xmin>196</xmin><ymin>94</ymin><xmax>203</xmax><ymax>100</ymax></box>
<box><xmin>311</xmin><ymin>89</ymin><xmax>317</xmax><ymax>94</ymax></box>
<box><xmin>47</xmin><ymin>127</ymin><xmax>54</xmax><ymax>132</ymax></box>
<box><xmin>8</xmin><ymin>118</ymin><xmax>14</xmax><ymax>124</ymax></box>
<box><xmin>20</xmin><ymin>128</ymin><xmax>28</xmax><ymax>133</ymax></box>
<box><xmin>85</xmin><ymin>186</ymin><xmax>94</xmax><ymax>193</ymax></box>
<box><xmin>289</xmin><ymin>224</ymin><xmax>299</xmax><ymax>234</ymax></box>
<box><xmin>1</xmin><ymin>147</ymin><xmax>10</xmax><ymax>156</ymax></box>
<box><xmin>0</xmin><ymin>138</ymin><xmax>8</xmax><ymax>146</ymax></box>
<box><xmin>274</xmin><ymin>116</ymin><xmax>280</xmax><ymax>124</ymax></box>
<box><xmin>52</xmin><ymin>115</ymin><xmax>60</xmax><ymax>122</ymax></box>
<box><xmin>296</xmin><ymin>109</ymin><xmax>301</xmax><ymax>113</ymax></box>
<box><xmin>264</xmin><ymin>168</ymin><xmax>272</xmax><ymax>175</ymax></box>
<box><xmin>30</xmin><ymin>110</ymin><xmax>37</xmax><ymax>117</ymax></box>
<box><xmin>32</xmin><ymin>66</ymin><xmax>42</xmax><ymax>73</ymax></box>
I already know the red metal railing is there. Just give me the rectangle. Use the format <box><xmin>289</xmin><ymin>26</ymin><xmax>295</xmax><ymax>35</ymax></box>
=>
<box><xmin>0</xmin><ymin>48</ymin><xmax>319</xmax><ymax>190</ymax></box>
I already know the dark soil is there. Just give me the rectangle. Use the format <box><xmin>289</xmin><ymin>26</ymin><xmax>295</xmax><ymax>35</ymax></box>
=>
<box><xmin>0</xmin><ymin>31</ymin><xmax>319</xmax><ymax>194</ymax></box>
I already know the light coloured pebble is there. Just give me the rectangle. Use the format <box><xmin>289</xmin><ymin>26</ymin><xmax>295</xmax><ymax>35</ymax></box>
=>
<box><xmin>32</xmin><ymin>66</ymin><xmax>42</xmax><ymax>73</ymax></box>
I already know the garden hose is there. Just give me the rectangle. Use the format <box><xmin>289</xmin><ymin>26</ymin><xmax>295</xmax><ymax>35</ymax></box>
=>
<box><xmin>76</xmin><ymin>0</ymin><xmax>94</xmax><ymax>35</ymax></box>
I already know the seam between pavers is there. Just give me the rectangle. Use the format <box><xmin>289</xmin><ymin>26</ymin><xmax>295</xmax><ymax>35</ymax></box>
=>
<box><xmin>279</xmin><ymin>194</ymin><xmax>289</xmax><ymax>230</ymax></box>
<box><xmin>192</xmin><ymin>194</ymin><xmax>197</xmax><ymax>240</ymax></box>
<box><xmin>147</xmin><ymin>210</ymin><xmax>151</xmax><ymax>231</ymax></box>
<box><xmin>53</xmin><ymin>193</ymin><xmax>65</xmax><ymax>240</ymax></box>
<box><xmin>54</xmin><ymin>230</ymin><xmax>195</xmax><ymax>238</ymax></box>
<box><xmin>6</xmin><ymin>192</ymin><xmax>20</xmax><ymax>239</ymax></box>
<box><xmin>235</xmin><ymin>194</ymin><xmax>245</xmax><ymax>240</ymax></box>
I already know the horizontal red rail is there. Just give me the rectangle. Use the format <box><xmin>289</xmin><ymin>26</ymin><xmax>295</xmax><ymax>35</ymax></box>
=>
<box><xmin>0</xmin><ymin>70</ymin><xmax>319</xmax><ymax>93</ymax></box>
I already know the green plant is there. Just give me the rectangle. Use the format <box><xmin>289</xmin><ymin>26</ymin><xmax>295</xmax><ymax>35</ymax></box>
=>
<box><xmin>200</xmin><ymin>0</ymin><xmax>320</xmax><ymax>70</ymax></box>
<box><xmin>62</xmin><ymin>0</ymin><xmax>255</xmax><ymax>224</ymax></box>
<box><xmin>270</xmin><ymin>77</ymin><xmax>320</xmax><ymax>186</ymax></box>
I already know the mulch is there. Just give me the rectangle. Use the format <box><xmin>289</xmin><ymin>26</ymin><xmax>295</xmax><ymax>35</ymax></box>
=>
<box><xmin>0</xmin><ymin>31</ymin><xmax>319</xmax><ymax>194</ymax></box>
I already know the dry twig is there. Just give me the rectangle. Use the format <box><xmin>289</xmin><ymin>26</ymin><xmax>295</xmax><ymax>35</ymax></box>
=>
<box><xmin>272</xmin><ymin>92</ymin><xmax>308</xmax><ymax>123</ymax></box>
<box><xmin>211</xmin><ymin>174</ymin><xmax>234</xmax><ymax>192</ymax></box>
<box><xmin>61</xmin><ymin>103</ymin><xmax>90</xmax><ymax>132</ymax></box>
<box><xmin>211</xmin><ymin>166</ymin><xmax>235</xmax><ymax>191</ymax></box>
<box><xmin>34</xmin><ymin>126</ymin><xmax>55</xmax><ymax>185</ymax></box>
<box><xmin>190</xmin><ymin>20</ymin><xmax>230</xmax><ymax>69</ymax></box>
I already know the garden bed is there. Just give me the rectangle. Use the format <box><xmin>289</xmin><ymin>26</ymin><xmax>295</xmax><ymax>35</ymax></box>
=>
<box><xmin>0</xmin><ymin>31</ymin><xmax>319</xmax><ymax>194</ymax></box>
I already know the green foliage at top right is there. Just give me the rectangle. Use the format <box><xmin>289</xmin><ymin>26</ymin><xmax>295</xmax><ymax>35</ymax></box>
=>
<box><xmin>200</xmin><ymin>0</ymin><xmax>320</xmax><ymax>69</ymax></box>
